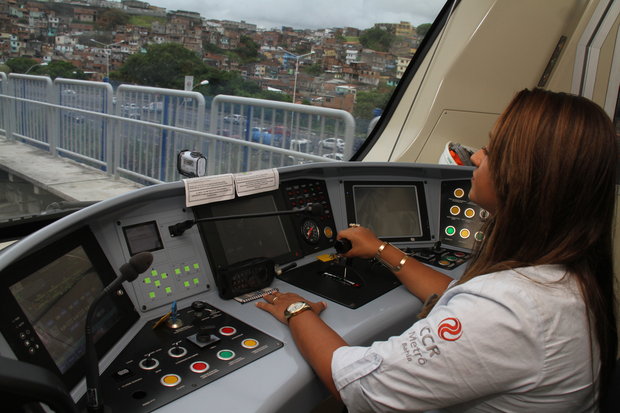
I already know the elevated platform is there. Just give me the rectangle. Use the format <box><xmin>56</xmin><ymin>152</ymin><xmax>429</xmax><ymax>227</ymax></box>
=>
<box><xmin>0</xmin><ymin>137</ymin><xmax>142</xmax><ymax>203</ymax></box>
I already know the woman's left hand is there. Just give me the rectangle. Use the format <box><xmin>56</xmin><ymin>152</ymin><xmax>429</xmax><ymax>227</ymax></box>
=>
<box><xmin>256</xmin><ymin>291</ymin><xmax>327</xmax><ymax>324</ymax></box>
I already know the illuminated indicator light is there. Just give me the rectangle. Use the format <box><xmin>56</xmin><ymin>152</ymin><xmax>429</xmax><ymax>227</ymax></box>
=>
<box><xmin>217</xmin><ymin>350</ymin><xmax>235</xmax><ymax>360</ymax></box>
<box><xmin>445</xmin><ymin>226</ymin><xmax>456</xmax><ymax>236</ymax></box>
<box><xmin>242</xmin><ymin>339</ymin><xmax>259</xmax><ymax>349</ymax></box>
<box><xmin>460</xmin><ymin>229</ymin><xmax>471</xmax><ymax>239</ymax></box>
<box><xmin>184</xmin><ymin>281</ymin><xmax>190</xmax><ymax>288</ymax></box>
<box><xmin>144</xmin><ymin>277</ymin><xmax>151</xmax><ymax>284</ymax></box>
<box><xmin>151</xmin><ymin>270</ymin><xmax>157</xmax><ymax>276</ymax></box>
<box><xmin>184</xmin><ymin>266</ymin><xmax>190</xmax><ymax>272</ymax></box>
<box><xmin>149</xmin><ymin>292</ymin><xmax>156</xmax><ymax>298</ymax></box>
<box><xmin>323</xmin><ymin>226</ymin><xmax>333</xmax><ymax>238</ymax></box>
<box><xmin>161</xmin><ymin>273</ymin><xmax>168</xmax><ymax>279</ymax></box>
<box><xmin>165</xmin><ymin>287</ymin><xmax>172</xmax><ymax>294</ymax></box>
<box><xmin>438</xmin><ymin>260</ymin><xmax>450</xmax><ymax>266</ymax></box>
<box><xmin>454</xmin><ymin>188</ymin><xmax>465</xmax><ymax>198</ymax></box>
<box><xmin>193</xmin><ymin>278</ymin><xmax>199</xmax><ymax>285</ymax></box>
<box><xmin>193</xmin><ymin>263</ymin><xmax>199</xmax><ymax>269</ymax></box>
<box><xmin>154</xmin><ymin>280</ymin><xmax>161</xmax><ymax>287</ymax></box>
<box><xmin>449</xmin><ymin>206</ymin><xmax>461</xmax><ymax>216</ymax></box>
<box><xmin>219</xmin><ymin>326</ymin><xmax>236</xmax><ymax>336</ymax></box>
<box><xmin>464</xmin><ymin>208</ymin><xmax>475</xmax><ymax>218</ymax></box>
<box><xmin>160</xmin><ymin>374</ymin><xmax>181</xmax><ymax>387</ymax></box>
<box><xmin>174</xmin><ymin>268</ymin><xmax>181</xmax><ymax>275</ymax></box>
<box><xmin>445</xmin><ymin>255</ymin><xmax>457</xmax><ymax>262</ymax></box>
<box><xmin>190</xmin><ymin>361</ymin><xmax>209</xmax><ymax>373</ymax></box>
<box><xmin>475</xmin><ymin>231</ymin><xmax>485</xmax><ymax>242</ymax></box>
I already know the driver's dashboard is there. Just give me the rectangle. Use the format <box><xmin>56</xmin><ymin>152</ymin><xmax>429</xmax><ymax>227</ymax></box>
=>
<box><xmin>0</xmin><ymin>162</ymin><xmax>484</xmax><ymax>413</ymax></box>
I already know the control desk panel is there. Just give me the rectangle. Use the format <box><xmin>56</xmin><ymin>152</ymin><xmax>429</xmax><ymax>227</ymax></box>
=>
<box><xmin>0</xmin><ymin>162</ymin><xmax>484</xmax><ymax>413</ymax></box>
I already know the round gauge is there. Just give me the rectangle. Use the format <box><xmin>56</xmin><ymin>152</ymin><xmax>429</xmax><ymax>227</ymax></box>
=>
<box><xmin>301</xmin><ymin>219</ymin><xmax>321</xmax><ymax>244</ymax></box>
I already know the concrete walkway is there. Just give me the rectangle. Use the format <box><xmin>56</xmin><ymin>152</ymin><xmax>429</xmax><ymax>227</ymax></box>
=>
<box><xmin>0</xmin><ymin>137</ymin><xmax>143</xmax><ymax>202</ymax></box>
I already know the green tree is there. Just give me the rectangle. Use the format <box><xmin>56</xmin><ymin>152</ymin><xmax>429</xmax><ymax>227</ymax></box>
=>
<box><xmin>233</xmin><ymin>35</ymin><xmax>260</xmax><ymax>63</ymax></box>
<box><xmin>113</xmin><ymin>43</ymin><xmax>206</xmax><ymax>89</ymax></box>
<box><xmin>96</xmin><ymin>9</ymin><xmax>130</xmax><ymax>30</ymax></box>
<box><xmin>38</xmin><ymin>60</ymin><xmax>86</xmax><ymax>80</ymax></box>
<box><xmin>359</xmin><ymin>27</ymin><xmax>396</xmax><ymax>52</ymax></box>
<box><xmin>302</xmin><ymin>63</ymin><xmax>323</xmax><ymax>76</ymax></box>
<box><xmin>353</xmin><ymin>88</ymin><xmax>393</xmax><ymax>120</ymax></box>
<box><xmin>0</xmin><ymin>64</ymin><xmax>10</xmax><ymax>74</ymax></box>
<box><xmin>416</xmin><ymin>23</ymin><xmax>432</xmax><ymax>38</ymax></box>
<box><xmin>6</xmin><ymin>57</ymin><xmax>37</xmax><ymax>73</ymax></box>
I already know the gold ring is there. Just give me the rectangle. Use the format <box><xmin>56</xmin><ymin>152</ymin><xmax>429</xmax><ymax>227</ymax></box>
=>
<box><xmin>272</xmin><ymin>296</ymin><xmax>279</xmax><ymax>304</ymax></box>
<box><xmin>348</xmin><ymin>223</ymin><xmax>360</xmax><ymax>228</ymax></box>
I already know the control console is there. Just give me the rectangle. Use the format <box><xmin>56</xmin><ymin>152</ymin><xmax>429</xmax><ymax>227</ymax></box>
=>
<box><xmin>87</xmin><ymin>301</ymin><xmax>283</xmax><ymax>413</ymax></box>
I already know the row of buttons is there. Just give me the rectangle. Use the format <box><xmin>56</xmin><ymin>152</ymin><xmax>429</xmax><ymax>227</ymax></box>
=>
<box><xmin>444</xmin><ymin>226</ymin><xmax>484</xmax><ymax>241</ymax></box>
<box><xmin>157</xmin><ymin>338</ymin><xmax>260</xmax><ymax>388</ymax></box>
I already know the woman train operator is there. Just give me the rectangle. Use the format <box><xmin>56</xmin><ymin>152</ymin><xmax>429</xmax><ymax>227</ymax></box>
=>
<box><xmin>257</xmin><ymin>88</ymin><xmax>618</xmax><ymax>412</ymax></box>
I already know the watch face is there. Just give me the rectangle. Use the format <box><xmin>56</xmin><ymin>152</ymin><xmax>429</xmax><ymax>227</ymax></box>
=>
<box><xmin>288</xmin><ymin>302</ymin><xmax>306</xmax><ymax>312</ymax></box>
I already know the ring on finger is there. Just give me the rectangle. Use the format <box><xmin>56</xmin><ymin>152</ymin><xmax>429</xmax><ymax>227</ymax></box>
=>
<box><xmin>272</xmin><ymin>296</ymin><xmax>279</xmax><ymax>304</ymax></box>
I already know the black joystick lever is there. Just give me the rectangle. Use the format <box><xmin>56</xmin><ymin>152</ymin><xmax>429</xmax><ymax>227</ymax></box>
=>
<box><xmin>334</xmin><ymin>238</ymin><xmax>352</xmax><ymax>254</ymax></box>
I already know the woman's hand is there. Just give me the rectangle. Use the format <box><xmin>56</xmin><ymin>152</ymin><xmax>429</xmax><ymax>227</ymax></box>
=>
<box><xmin>256</xmin><ymin>291</ymin><xmax>327</xmax><ymax>324</ymax></box>
<box><xmin>337</xmin><ymin>226</ymin><xmax>383</xmax><ymax>259</ymax></box>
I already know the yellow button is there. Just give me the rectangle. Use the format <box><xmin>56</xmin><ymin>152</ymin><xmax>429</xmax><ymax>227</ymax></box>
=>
<box><xmin>450</xmin><ymin>206</ymin><xmax>460</xmax><ymax>216</ymax></box>
<box><xmin>160</xmin><ymin>374</ymin><xmax>181</xmax><ymax>387</ymax></box>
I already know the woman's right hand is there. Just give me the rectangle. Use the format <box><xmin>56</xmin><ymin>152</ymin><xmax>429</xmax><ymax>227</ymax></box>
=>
<box><xmin>337</xmin><ymin>226</ymin><xmax>383</xmax><ymax>259</ymax></box>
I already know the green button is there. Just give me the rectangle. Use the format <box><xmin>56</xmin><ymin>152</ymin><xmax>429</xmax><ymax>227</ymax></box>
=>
<box><xmin>175</xmin><ymin>268</ymin><xmax>181</xmax><ymax>275</ymax></box>
<box><xmin>193</xmin><ymin>263</ymin><xmax>200</xmax><ymax>269</ymax></box>
<box><xmin>193</xmin><ymin>278</ymin><xmax>199</xmax><ymax>285</ymax></box>
<box><xmin>161</xmin><ymin>273</ymin><xmax>168</xmax><ymax>279</ymax></box>
<box><xmin>165</xmin><ymin>287</ymin><xmax>172</xmax><ymax>293</ymax></box>
<box><xmin>154</xmin><ymin>280</ymin><xmax>161</xmax><ymax>287</ymax></box>
<box><xmin>144</xmin><ymin>277</ymin><xmax>151</xmax><ymax>284</ymax></box>
<box><xmin>151</xmin><ymin>270</ymin><xmax>157</xmax><ymax>276</ymax></box>
<box><xmin>445</xmin><ymin>226</ymin><xmax>456</xmax><ymax>236</ymax></box>
<box><xmin>149</xmin><ymin>292</ymin><xmax>156</xmax><ymax>298</ymax></box>
<box><xmin>184</xmin><ymin>281</ymin><xmax>190</xmax><ymax>287</ymax></box>
<box><xmin>184</xmin><ymin>265</ymin><xmax>190</xmax><ymax>272</ymax></box>
<box><xmin>218</xmin><ymin>350</ymin><xmax>234</xmax><ymax>360</ymax></box>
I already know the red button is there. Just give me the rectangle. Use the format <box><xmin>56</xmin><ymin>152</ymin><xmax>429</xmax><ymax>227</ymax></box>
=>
<box><xmin>219</xmin><ymin>326</ymin><xmax>236</xmax><ymax>336</ymax></box>
<box><xmin>190</xmin><ymin>361</ymin><xmax>209</xmax><ymax>373</ymax></box>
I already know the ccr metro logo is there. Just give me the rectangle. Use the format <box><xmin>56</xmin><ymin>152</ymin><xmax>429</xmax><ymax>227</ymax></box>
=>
<box><xmin>437</xmin><ymin>317</ymin><xmax>462</xmax><ymax>341</ymax></box>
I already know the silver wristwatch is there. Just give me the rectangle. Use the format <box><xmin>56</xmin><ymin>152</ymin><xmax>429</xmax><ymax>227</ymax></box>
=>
<box><xmin>284</xmin><ymin>301</ymin><xmax>312</xmax><ymax>322</ymax></box>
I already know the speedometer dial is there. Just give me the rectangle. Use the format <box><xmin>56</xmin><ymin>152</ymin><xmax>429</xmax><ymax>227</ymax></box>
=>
<box><xmin>301</xmin><ymin>219</ymin><xmax>321</xmax><ymax>244</ymax></box>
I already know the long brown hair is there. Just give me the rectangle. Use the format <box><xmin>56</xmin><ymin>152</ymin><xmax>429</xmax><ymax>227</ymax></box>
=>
<box><xmin>425</xmin><ymin>88</ymin><xmax>618</xmax><ymax>404</ymax></box>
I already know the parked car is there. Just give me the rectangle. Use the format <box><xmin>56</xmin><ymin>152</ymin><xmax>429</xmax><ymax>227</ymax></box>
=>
<box><xmin>289</xmin><ymin>138</ymin><xmax>310</xmax><ymax>153</ymax></box>
<box><xmin>319</xmin><ymin>138</ymin><xmax>345</xmax><ymax>151</ymax></box>
<box><xmin>322</xmin><ymin>152</ymin><xmax>344</xmax><ymax>161</ymax></box>
<box><xmin>224</xmin><ymin>114</ymin><xmax>246</xmax><ymax>124</ymax></box>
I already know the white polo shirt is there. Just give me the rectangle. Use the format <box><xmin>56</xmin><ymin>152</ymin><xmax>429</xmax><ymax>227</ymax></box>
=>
<box><xmin>332</xmin><ymin>265</ymin><xmax>599</xmax><ymax>412</ymax></box>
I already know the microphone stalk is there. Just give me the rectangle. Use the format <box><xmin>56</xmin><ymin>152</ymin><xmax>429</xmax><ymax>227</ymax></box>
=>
<box><xmin>84</xmin><ymin>252</ymin><xmax>153</xmax><ymax>413</ymax></box>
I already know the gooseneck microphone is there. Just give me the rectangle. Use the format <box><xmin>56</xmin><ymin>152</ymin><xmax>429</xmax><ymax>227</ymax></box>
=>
<box><xmin>85</xmin><ymin>252</ymin><xmax>153</xmax><ymax>413</ymax></box>
<box><xmin>168</xmin><ymin>202</ymin><xmax>325</xmax><ymax>237</ymax></box>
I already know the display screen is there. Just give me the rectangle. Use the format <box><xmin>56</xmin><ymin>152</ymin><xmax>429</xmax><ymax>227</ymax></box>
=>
<box><xmin>345</xmin><ymin>181</ymin><xmax>431</xmax><ymax>242</ymax></box>
<box><xmin>194</xmin><ymin>192</ymin><xmax>300</xmax><ymax>270</ymax></box>
<box><xmin>210</xmin><ymin>196</ymin><xmax>291</xmax><ymax>264</ymax></box>
<box><xmin>353</xmin><ymin>185</ymin><xmax>423</xmax><ymax>237</ymax></box>
<box><xmin>9</xmin><ymin>246</ymin><xmax>122</xmax><ymax>374</ymax></box>
<box><xmin>123</xmin><ymin>221</ymin><xmax>164</xmax><ymax>256</ymax></box>
<box><xmin>0</xmin><ymin>227</ymin><xmax>138</xmax><ymax>389</ymax></box>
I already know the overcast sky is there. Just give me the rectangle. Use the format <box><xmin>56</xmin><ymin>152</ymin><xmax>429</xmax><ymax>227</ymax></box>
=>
<box><xmin>144</xmin><ymin>0</ymin><xmax>445</xmax><ymax>30</ymax></box>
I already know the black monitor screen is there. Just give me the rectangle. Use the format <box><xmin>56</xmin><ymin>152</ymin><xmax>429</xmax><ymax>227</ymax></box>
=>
<box><xmin>123</xmin><ymin>221</ymin><xmax>164</xmax><ymax>256</ymax></box>
<box><xmin>345</xmin><ymin>181</ymin><xmax>431</xmax><ymax>242</ymax></box>
<box><xmin>194</xmin><ymin>192</ymin><xmax>301</xmax><ymax>270</ymax></box>
<box><xmin>0</xmin><ymin>227</ymin><xmax>138</xmax><ymax>389</ymax></box>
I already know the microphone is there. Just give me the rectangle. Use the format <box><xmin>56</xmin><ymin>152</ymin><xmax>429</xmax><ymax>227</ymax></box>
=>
<box><xmin>168</xmin><ymin>202</ymin><xmax>325</xmax><ymax>237</ymax></box>
<box><xmin>85</xmin><ymin>252</ymin><xmax>153</xmax><ymax>413</ymax></box>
